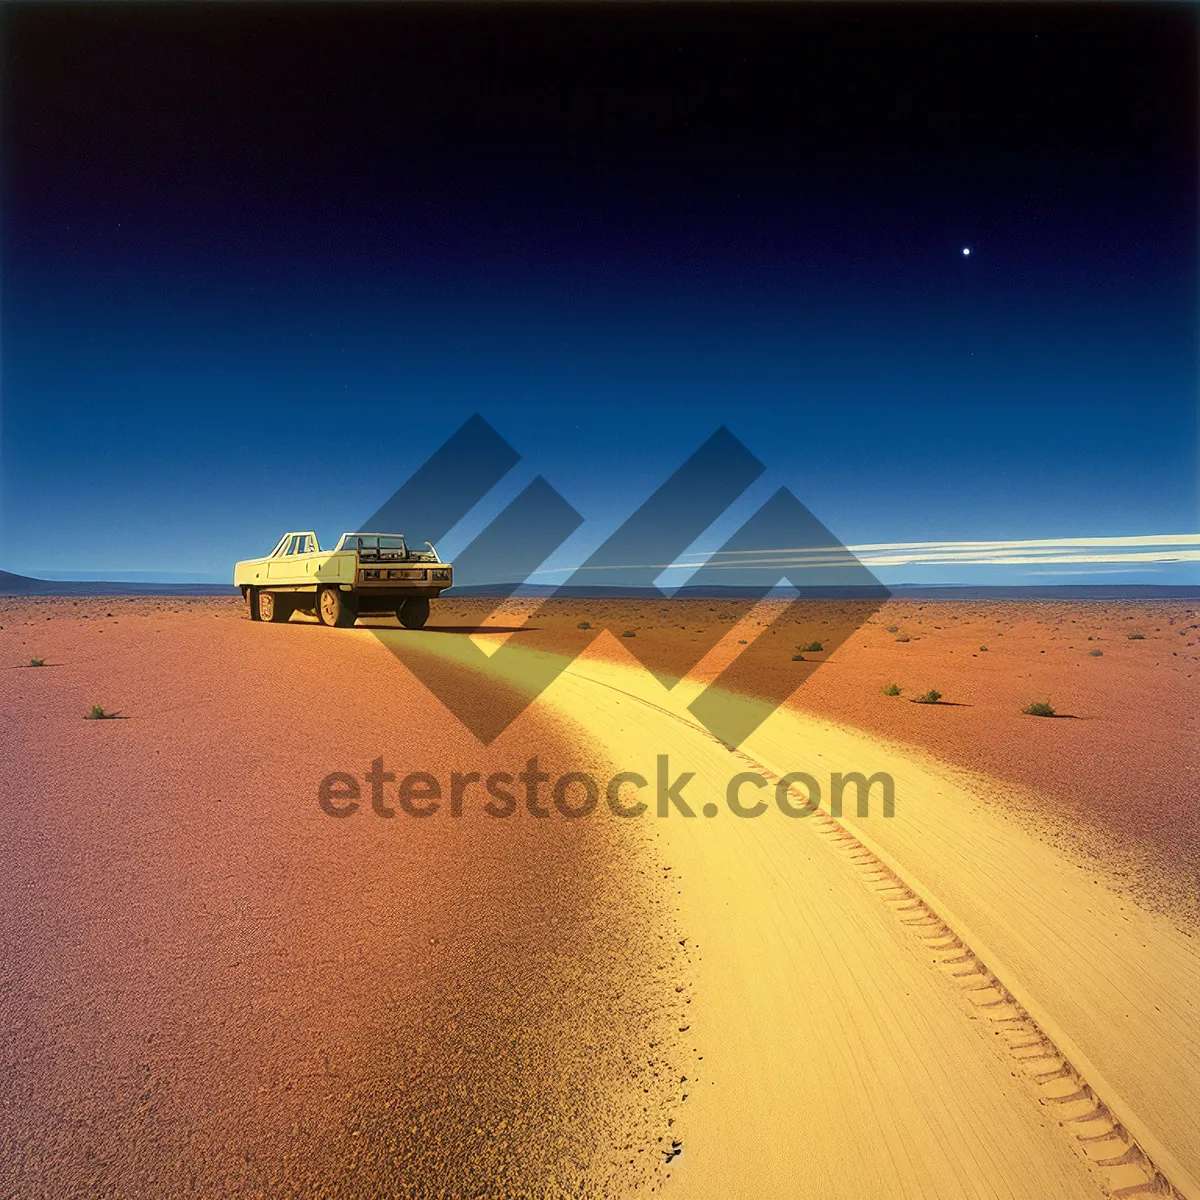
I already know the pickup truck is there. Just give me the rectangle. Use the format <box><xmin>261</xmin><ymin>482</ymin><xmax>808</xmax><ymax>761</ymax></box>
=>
<box><xmin>234</xmin><ymin>532</ymin><xmax>453</xmax><ymax>628</ymax></box>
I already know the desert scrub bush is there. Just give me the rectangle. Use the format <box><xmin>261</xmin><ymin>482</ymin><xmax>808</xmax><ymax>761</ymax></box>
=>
<box><xmin>1127</xmin><ymin>633</ymin><xmax>1145</xmax><ymax>640</ymax></box>
<box><xmin>29</xmin><ymin>657</ymin><xmax>45</xmax><ymax>667</ymax></box>
<box><xmin>895</xmin><ymin>635</ymin><xmax>911</xmax><ymax>643</ymax></box>
<box><xmin>1089</xmin><ymin>649</ymin><xmax>1103</xmax><ymax>657</ymax></box>
<box><xmin>800</xmin><ymin>641</ymin><xmax>823</xmax><ymax>653</ymax></box>
<box><xmin>911</xmin><ymin>688</ymin><xmax>942</xmax><ymax>705</ymax></box>
<box><xmin>622</xmin><ymin>630</ymin><xmax>637</xmax><ymax>638</ymax></box>
<box><xmin>886</xmin><ymin>625</ymin><xmax>899</xmax><ymax>633</ymax></box>
<box><xmin>881</xmin><ymin>683</ymin><xmax>901</xmax><ymax>696</ymax></box>
<box><xmin>85</xmin><ymin>703</ymin><xmax>112</xmax><ymax>720</ymax></box>
<box><xmin>1022</xmin><ymin>700</ymin><xmax>1056</xmax><ymax>717</ymax></box>
<box><xmin>791</xmin><ymin>653</ymin><xmax>805</xmax><ymax>662</ymax></box>
<box><xmin>577</xmin><ymin>621</ymin><xmax>592</xmax><ymax>630</ymax></box>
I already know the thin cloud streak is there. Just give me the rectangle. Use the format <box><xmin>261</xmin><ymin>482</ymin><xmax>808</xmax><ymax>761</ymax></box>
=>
<box><xmin>527</xmin><ymin>534</ymin><xmax>1200</xmax><ymax>576</ymax></box>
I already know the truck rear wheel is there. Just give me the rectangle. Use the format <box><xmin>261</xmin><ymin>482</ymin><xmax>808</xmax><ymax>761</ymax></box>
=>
<box><xmin>318</xmin><ymin>586</ymin><xmax>357</xmax><ymax>628</ymax></box>
<box><xmin>257</xmin><ymin>591</ymin><xmax>292</xmax><ymax>623</ymax></box>
<box><xmin>247</xmin><ymin>587</ymin><xmax>261</xmax><ymax>621</ymax></box>
<box><xmin>397</xmin><ymin>598</ymin><xmax>430</xmax><ymax>629</ymax></box>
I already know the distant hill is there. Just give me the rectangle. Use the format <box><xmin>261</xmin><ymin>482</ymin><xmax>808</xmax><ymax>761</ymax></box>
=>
<box><xmin>446</xmin><ymin>582</ymin><xmax>1200</xmax><ymax>601</ymax></box>
<box><xmin>448</xmin><ymin>583</ymin><xmax>892</xmax><ymax>600</ymax></box>
<box><xmin>3</xmin><ymin>570</ymin><xmax>1195</xmax><ymax>602</ymax></box>
<box><xmin>882</xmin><ymin>584</ymin><xmax>1200</xmax><ymax>601</ymax></box>
<box><xmin>0</xmin><ymin>571</ymin><xmax>238</xmax><ymax>597</ymax></box>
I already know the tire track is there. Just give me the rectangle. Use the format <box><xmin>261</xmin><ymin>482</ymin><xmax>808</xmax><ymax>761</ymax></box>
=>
<box><xmin>564</xmin><ymin>665</ymin><xmax>1187</xmax><ymax>1200</ymax></box>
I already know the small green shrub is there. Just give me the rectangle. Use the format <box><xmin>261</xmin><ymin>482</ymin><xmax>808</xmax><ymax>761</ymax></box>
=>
<box><xmin>29</xmin><ymin>657</ymin><xmax>45</xmax><ymax>667</ymax></box>
<box><xmin>1089</xmin><ymin>649</ymin><xmax>1103</xmax><ymax>657</ymax></box>
<box><xmin>801</xmin><ymin>641</ymin><xmax>823</xmax><ymax>653</ymax></box>
<box><xmin>622</xmin><ymin>630</ymin><xmax>637</xmax><ymax>638</ymax></box>
<box><xmin>881</xmin><ymin>683</ymin><xmax>901</xmax><ymax>696</ymax></box>
<box><xmin>895</xmin><ymin>635</ymin><xmax>911</xmax><ymax>643</ymax></box>
<box><xmin>577</xmin><ymin>621</ymin><xmax>592</xmax><ymax>630</ymax></box>
<box><xmin>1022</xmin><ymin>700</ymin><xmax>1056</xmax><ymax>717</ymax></box>
<box><xmin>791</xmin><ymin>653</ymin><xmax>805</xmax><ymax>662</ymax></box>
<box><xmin>1127</xmin><ymin>633</ymin><xmax>1144</xmax><ymax>640</ymax></box>
<box><xmin>911</xmin><ymin>688</ymin><xmax>942</xmax><ymax>705</ymax></box>
<box><xmin>86</xmin><ymin>703</ymin><xmax>110</xmax><ymax>720</ymax></box>
<box><xmin>886</xmin><ymin>625</ymin><xmax>899</xmax><ymax>633</ymax></box>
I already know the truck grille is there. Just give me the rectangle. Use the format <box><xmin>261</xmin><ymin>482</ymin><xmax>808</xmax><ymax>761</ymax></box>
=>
<box><xmin>359</xmin><ymin>568</ymin><xmax>428</xmax><ymax>581</ymax></box>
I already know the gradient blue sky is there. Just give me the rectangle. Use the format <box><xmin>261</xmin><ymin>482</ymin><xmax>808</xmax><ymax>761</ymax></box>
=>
<box><xmin>2</xmin><ymin>3</ymin><xmax>1196</xmax><ymax>585</ymax></box>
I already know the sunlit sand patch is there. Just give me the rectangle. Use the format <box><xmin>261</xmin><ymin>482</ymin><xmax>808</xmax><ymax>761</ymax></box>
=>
<box><xmin>383</xmin><ymin>628</ymin><xmax>1200</xmax><ymax>1198</ymax></box>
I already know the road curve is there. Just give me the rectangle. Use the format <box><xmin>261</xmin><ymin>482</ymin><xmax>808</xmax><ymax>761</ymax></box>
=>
<box><xmin>388</xmin><ymin>628</ymin><xmax>1200</xmax><ymax>1199</ymax></box>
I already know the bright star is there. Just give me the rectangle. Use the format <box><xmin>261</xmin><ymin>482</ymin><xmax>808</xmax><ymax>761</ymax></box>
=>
<box><xmin>962</xmin><ymin>247</ymin><xmax>971</xmax><ymax>256</ymax></box>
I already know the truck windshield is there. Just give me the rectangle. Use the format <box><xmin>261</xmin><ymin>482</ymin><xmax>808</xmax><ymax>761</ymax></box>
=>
<box><xmin>340</xmin><ymin>534</ymin><xmax>409</xmax><ymax>559</ymax></box>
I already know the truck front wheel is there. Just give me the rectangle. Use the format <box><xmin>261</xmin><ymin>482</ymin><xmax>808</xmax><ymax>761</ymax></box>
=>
<box><xmin>247</xmin><ymin>587</ymin><xmax>261</xmax><ymax>621</ymax></box>
<box><xmin>318</xmin><ymin>586</ymin><xmax>357</xmax><ymax>628</ymax></box>
<box><xmin>397</xmin><ymin>598</ymin><xmax>430</xmax><ymax>630</ymax></box>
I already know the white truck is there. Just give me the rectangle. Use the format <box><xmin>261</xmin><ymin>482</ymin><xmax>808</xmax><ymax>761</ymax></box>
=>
<box><xmin>234</xmin><ymin>532</ymin><xmax>452</xmax><ymax>628</ymax></box>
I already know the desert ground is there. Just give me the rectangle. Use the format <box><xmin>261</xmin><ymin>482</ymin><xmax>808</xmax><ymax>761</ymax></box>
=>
<box><xmin>440</xmin><ymin>594</ymin><xmax>1200</xmax><ymax>929</ymax></box>
<box><xmin>1</xmin><ymin>593</ymin><xmax>1197</xmax><ymax>1198</ymax></box>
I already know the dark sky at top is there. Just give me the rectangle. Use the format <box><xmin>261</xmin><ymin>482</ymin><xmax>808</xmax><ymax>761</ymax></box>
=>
<box><xmin>2</xmin><ymin>3</ymin><xmax>1196</xmax><ymax>581</ymax></box>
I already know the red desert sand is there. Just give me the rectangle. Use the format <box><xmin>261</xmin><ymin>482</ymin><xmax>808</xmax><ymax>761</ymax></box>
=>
<box><xmin>0</xmin><ymin>597</ymin><xmax>689</xmax><ymax>1196</ymax></box>
<box><xmin>2</xmin><ymin>594</ymin><xmax>1197</xmax><ymax>1197</ymax></box>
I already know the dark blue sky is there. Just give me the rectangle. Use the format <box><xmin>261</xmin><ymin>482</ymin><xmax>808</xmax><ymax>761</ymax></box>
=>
<box><xmin>2</xmin><ymin>3</ymin><xmax>1196</xmax><ymax>583</ymax></box>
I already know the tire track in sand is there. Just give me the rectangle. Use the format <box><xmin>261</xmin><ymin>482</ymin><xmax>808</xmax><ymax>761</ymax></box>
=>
<box><xmin>569</xmin><ymin>665</ymin><xmax>1183</xmax><ymax>1199</ymax></box>
<box><xmin>397</xmin><ymin>631</ymin><xmax>1144</xmax><ymax>1198</ymax></box>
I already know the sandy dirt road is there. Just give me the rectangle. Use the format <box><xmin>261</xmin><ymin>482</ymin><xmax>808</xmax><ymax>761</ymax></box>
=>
<box><xmin>384</xmin><ymin>626</ymin><xmax>1200</xmax><ymax>1199</ymax></box>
